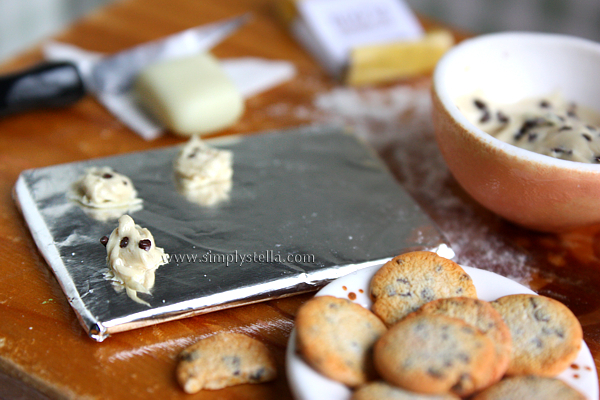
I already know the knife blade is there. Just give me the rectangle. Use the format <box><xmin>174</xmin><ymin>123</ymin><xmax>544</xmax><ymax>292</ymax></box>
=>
<box><xmin>0</xmin><ymin>14</ymin><xmax>250</xmax><ymax>117</ymax></box>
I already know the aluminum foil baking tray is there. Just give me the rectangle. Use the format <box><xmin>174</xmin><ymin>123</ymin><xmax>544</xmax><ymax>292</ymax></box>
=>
<box><xmin>14</xmin><ymin>125</ymin><xmax>452</xmax><ymax>341</ymax></box>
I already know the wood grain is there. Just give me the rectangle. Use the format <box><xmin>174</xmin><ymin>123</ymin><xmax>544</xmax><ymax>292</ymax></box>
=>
<box><xmin>1</xmin><ymin>0</ymin><xmax>599</xmax><ymax>399</ymax></box>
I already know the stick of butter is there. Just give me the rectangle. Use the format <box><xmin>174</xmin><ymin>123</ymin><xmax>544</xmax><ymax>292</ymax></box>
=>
<box><xmin>134</xmin><ymin>53</ymin><xmax>244</xmax><ymax>136</ymax></box>
<box><xmin>346</xmin><ymin>30</ymin><xmax>455</xmax><ymax>86</ymax></box>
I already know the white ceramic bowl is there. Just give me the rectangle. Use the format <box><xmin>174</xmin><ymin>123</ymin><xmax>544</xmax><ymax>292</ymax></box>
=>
<box><xmin>432</xmin><ymin>32</ymin><xmax>600</xmax><ymax>232</ymax></box>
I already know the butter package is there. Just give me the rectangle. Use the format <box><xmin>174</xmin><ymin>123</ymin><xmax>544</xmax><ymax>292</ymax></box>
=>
<box><xmin>274</xmin><ymin>0</ymin><xmax>454</xmax><ymax>86</ymax></box>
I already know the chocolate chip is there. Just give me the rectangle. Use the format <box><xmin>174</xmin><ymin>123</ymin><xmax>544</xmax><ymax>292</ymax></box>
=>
<box><xmin>100</xmin><ymin>236</ymin><xmax>109</xmax><ymax>246</ymax></box>
<box><xmin>223</xmin><ymin>355</ymin><xmax>241</xmax><ymax>370</ymax></box>
<box><xmin>452</xmin><ymin>374</ymin><xmax>472</xmax><ymax>394</ymax></box>
<box><xmin>534</xmin><ymin>308</ymin><xmax>550</xmax><ymax>322</ymax></box>
<box><xmin>583</xmin><ymin>133</ymin><xmax>592</xmax><ymax>142</ymax></box>
<box><xmin>427</xmin><ymin>367</ymin><xmax>444</xmax><ymax>379</ymax></box>
<box><xmin>457</xmin><ymin>353</ymin><xmax>470</xmax><ymax>363</ymax></box>
<box><xmin>559</xmin><ymin>126</ymin><xmax>573</xmax><ymax>131</ymax></box>
<box><xmin>528</xmin><ymin>132</ymin><xmax>538</xmax><ymax>142</ymax></box>
<box><xmin>595</xmin><ymin>156</ymin><xmax>600</xmax><ymax>163</ymax></box>
<box><xmin>420</xmin><ymin>287</ymin><xmax>434</xmax><ymax>302</ymax></box>
<box><xmin>479</xmin><ymin>110</ymin><xmax>491</xmax><ymax>123</ymax></box>
<box><xmin>122</xmin><ymin>180</ymin><xmax>128</xmax><ymax>185</ymax></box>
<box><xmin>250</xmin><ymin>367</ymin><xmax>265</xmax><ymax>381</ymax></box>
<box><xmin>516</xmin><ymin>118</ymin><xmax>544</xmax><ymax>140</ymax></box>
<box><xmin>551</xmin><ymin>147</ymin><xmax>572</xmax><ymax>155</ymax></box>
<box><xmin>514</xmin><ymin>131</ymin><xmax>526</xmax><ymax>141</ymax></box>
<box><xmin>180</xmin><ymin>351</ymin><xmax>200</xmax><ymax>362</ymax></box>
<box><xmin>102</xmin><ymin>173</ymin><xmax>113</xmax><ymax>179</ymax></box>
<box><xmin>120</xmin><ymin>237</ymin><xmax>129</xmax><ymax>248</ymax></box>
<box><xmin>540</xmin><ymin>100</ymin><xmax>551</xmax><ymax>108</ymax></box>
<box><xmin>473</xmin><ymin>99</ymin><xmax>487</xmax><ymax>110</ymax></box>
<box><xmin>138</xmin><ymin>239</ymin><xmax>152</xmax><ymax>251</ymax></box>
<box><xmin>497</xmin><ymin>111</ymin><xmax>510</xmax><ymax>123</ymax></box>
<box><xmin>461</xmin><ymin>326</ymin><xmax>475</xmax><ymax>335</ymax></box>
<box><xmin>529</xmin><ymin>297</ymin><xmax>539</xmax><ymax>309</ymax></box>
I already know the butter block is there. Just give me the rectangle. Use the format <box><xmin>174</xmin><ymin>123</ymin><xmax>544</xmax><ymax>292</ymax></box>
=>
<box><xmin>346</xmin><ymin>30</ymin><xmax>455</xmax><ymax>86</ymax></box>
<box><xmin>134</xmin><ymin>53</ymin><xmax>244</xmax><ymax>136</ymax></box>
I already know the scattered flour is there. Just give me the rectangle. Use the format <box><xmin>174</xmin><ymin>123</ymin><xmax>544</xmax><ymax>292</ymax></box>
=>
<box><xmin>290</xmin><ymin>83</ymin><xmax>534</xmax><ymax>284</ymax></box>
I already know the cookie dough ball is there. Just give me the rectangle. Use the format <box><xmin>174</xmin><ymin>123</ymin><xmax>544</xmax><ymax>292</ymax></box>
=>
<box><xmin>174</xmin><ymin>135</ymin><xmax>233</xmax><ymax>190</ymax></box>
<box><xmin>72</xmin><ymin>167</ymin><xmax>141</xmax><ymax>208</ymax></box>
<box><xmin>102</xmin><ymin>214</ymin><xmax>167</xmax><ymax>306</ymax></box>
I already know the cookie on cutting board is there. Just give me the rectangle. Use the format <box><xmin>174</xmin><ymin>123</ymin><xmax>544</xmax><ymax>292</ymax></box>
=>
<box><xmin>176</xmin><ymin>332</ymin><xmax>277</xmax><ymax>393</ymax></box>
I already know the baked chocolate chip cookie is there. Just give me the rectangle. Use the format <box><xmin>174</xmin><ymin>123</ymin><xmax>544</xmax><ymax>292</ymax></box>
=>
<box><xmin>370</xmin><ymin>251</ymin><xmax>477</xmax><ymax>326</ymax></box>
<box><xmin>295</xmin><ymin>295</ymin><xmax>387</xmax><ymax>387</ymax></box>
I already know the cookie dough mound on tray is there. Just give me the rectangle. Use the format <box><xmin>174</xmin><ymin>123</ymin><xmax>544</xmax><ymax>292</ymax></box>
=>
<box><xmin>370</xmin><ymin>251</ymin><xmax>477</xmax><ymax>326</ymax></box>
<box><xmin>295</xmin><ymin>295</ymin><xmax>387</xmax><ymax>387</ymax></box>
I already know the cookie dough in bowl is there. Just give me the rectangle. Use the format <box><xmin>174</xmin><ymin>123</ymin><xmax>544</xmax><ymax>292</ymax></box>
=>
<box><xmin>432</xmin><ymin>32</ymin><xmax>600</xmax><ymax>232</ymax></box>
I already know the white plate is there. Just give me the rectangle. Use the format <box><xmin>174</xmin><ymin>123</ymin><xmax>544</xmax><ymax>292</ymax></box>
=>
<box><xmin>286</xmin><ymin>264</ymin><xmax>599</xmax><ymax>400</ymax></box>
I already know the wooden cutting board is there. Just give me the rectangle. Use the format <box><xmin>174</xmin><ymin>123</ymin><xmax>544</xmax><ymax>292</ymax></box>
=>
<box><xmin>2</xmin><ymin>0</ymin><xmax>600</xmax><ymax>399</ymax></box>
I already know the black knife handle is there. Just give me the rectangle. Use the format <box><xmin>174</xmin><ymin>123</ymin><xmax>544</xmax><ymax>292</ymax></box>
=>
<box><xmin>0</xmin><ymin>61</ymin><xmax>85</xmax><ymax>117</ymax></box>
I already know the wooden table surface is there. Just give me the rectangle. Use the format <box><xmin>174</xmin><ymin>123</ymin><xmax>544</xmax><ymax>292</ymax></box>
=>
<box><xmin>1</xmin><ymin>0</ymin><xmax>600</xmax><ymax>399</ymax></box>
